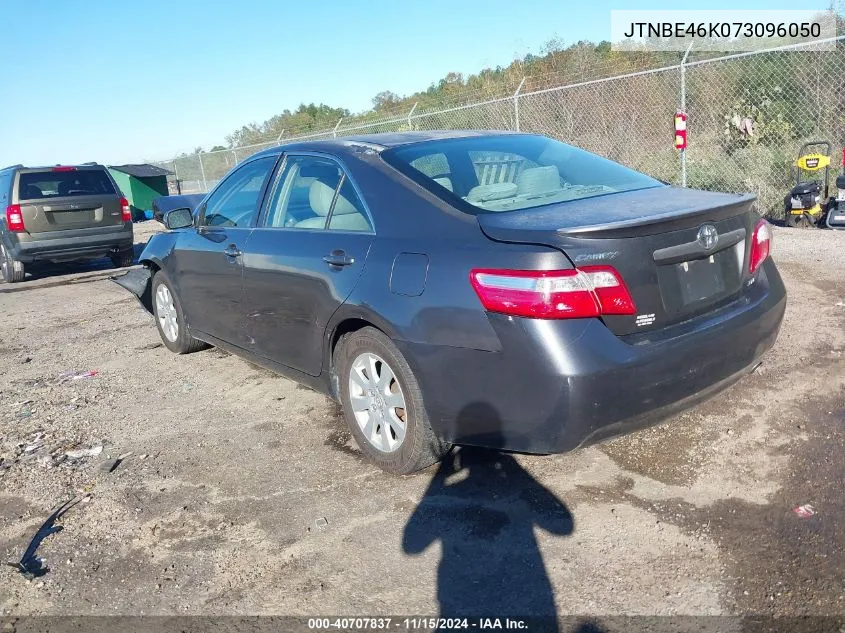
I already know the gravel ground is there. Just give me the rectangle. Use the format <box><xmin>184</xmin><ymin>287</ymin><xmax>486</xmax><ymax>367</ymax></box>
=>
<box><xmin>0</xmin><ymin>223</ymin><xmax>843</xmax><ymax>621</ymax></box>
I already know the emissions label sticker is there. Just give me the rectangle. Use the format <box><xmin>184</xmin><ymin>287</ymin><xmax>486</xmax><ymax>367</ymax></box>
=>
<box><xmin>635</xmin><ymin>313</ymin><xmax>656</xmax><ymax>327</ymax></box>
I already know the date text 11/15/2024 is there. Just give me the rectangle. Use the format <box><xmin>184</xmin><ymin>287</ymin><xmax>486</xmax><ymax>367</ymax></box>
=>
<box><xmin>307</xmin><ymin>617</ymin><xmax>529</xmax><ymax>630</ymax></box>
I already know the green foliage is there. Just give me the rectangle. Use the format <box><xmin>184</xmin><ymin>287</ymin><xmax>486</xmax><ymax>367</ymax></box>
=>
<box><xmin>226</xmin><ymin>103</ymin><xmax>350</xmax><ymax>147</ymax></box>
<box><xmin>191</xmin><ymin>37</ymin><xmax>845</xmax><ymax>220</ymax></box>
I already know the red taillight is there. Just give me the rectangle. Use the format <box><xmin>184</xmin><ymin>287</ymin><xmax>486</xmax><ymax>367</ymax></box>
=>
<box><xmin>469</xmin><ymin>266</ymin><xmax>636</xmax><ymax>319</ymax></box>
<box><xmin>5</xmin><ymin>204</ymin><xmax>24</xmax><ymax>232</ymax></box>
<box><xmin>52</xmin><ymin>166</ymin><xmax>76</xmax><ymax>172</ymax></box>
<box><xmin>120</xmin><ymin>197</ymin><xmax>131</xmax><ymax>222</ymax></box>
<box><xmin>749</xmin><ymin>218</ymin><xmax>772</xmax><ymax>275</ymax></box>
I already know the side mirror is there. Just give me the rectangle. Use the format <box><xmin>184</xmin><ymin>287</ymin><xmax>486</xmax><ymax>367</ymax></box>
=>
<box><xmin>164</xmin><ymin>207</ymin><xmax>194</xmax><ymax>230</ymax></box>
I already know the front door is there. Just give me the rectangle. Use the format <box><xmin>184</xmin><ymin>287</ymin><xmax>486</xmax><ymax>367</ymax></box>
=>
<box><xmin>241</xmin><ymin>154</ymin><xmax>374</xmax><ymax>376</ymax></box>
<box><xmin>172</xmin><ymin>155</ymin><xmax>278</xmax><ymax>346</ymax></box>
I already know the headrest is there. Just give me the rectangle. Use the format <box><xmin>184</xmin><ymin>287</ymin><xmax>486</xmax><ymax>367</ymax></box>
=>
<box><xmin>309</xmin><ymin>180</ymin><xmax>336</xmax><ymax>216</ymax></box>
<box><xmin>23</xmin><ymin>184</ymin><xmax>43</xmax><ymax>199</ymax></box>
<box><xmin>516</xmin><ymin>166</ymin><xmax>561</xmax><ymax>194</ymax></box>
<box><xmin>309</xmin><ymin>180</ymin><xmax>361</xmax><ymax>216</ymax></box>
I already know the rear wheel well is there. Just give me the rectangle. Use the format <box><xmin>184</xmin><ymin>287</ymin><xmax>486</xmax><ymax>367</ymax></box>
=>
<box><xmin>141</xmin><ymin>259</ymin><xmax>161</xmax><ymax>273</ymax></box>
<box><xmin>331</xmin><ymin>318</ymin><xmax>379</xmax><ymax>361</ymax></box>
<box><xmin>328</xmin><ymin>318</ymin><xmax>383</xmax><ymax>399</ymax></box>
<box><xmin>137</xmin><ymin>260</ymin><xmax>161</xmax><ymax>314</ymax></box>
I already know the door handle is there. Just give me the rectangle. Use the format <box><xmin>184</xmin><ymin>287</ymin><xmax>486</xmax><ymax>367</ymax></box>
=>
<box><xmin>323</xmin><ymin>250</ymin><xmax>355</xmax><ymax>267</ymax></box>
<box><xmin>224</xmin><ymin>244</ymin><xmax>242</xmax><ymax>258</ymax></box>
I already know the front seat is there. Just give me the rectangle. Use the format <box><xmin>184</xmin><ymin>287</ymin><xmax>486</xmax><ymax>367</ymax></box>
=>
<box><xmin>295</xmin><ymin>180</ymin><xmax>370</xmax><ymax>231</ymax></box>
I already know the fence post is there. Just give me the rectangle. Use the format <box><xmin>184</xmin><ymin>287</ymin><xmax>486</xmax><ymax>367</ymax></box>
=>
<box><xmin>232</xmin><ymin>148</ymin><xmax>239</xmax><ymax>165</ymax></box>
<box><xmin>276</xmin><ymin>129</ymin><xmax>286</xmax><ymax>145</ymax></box>
<box><xmin>513</xmin><ymin>77</ymin><xmax>527</xmax><ymax>132</ymax></box>
<box><xmin>407</xmin><ymin>102</ymin><xmax>418</xmax><ymax>130</ymax></box>
<box><xmin>333</xmin><ymin>118</ymin><xmax>343</xmax><ymax>138</ymax></box>
<box><xmin>198</xmin><ymin>153</ymin><xmax>208</xmax><ymax>192</ymax></box>
<box><xmin>172</xmin><ymin>161</ymin><xmax>181</xmax><ymax>195</ymax></box>
<box><xmin>680</xmin><ymin>42</ymin><xmax>693</xmax><ymax>188</ymax></box>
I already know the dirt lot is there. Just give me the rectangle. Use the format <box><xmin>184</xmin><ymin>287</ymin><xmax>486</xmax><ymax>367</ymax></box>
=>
<box><xmin>0</xmin><ymin>222</ymin><xmax>843</xmax><ymax>622</ymax></box>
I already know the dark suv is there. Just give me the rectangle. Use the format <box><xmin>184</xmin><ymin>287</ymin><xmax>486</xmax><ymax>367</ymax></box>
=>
<box><xmin>0</xmin><ymin>164</ymin><xmax>134</xmax><ymax>282</ymax></box>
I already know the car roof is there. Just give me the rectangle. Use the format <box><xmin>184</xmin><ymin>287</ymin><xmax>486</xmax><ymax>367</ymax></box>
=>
<box><xmin>338</xmin><ymin>129</ymin><xmax>519</xmax><ymax>148</ymax></box>
<box><xmin>1</xmin><ymin>163</ymin><xmax>105</xmax><ymax>173</ymax></box>
<box><xmin>250</xmin><ymin>129</ymin><xmax>524</xmax><ymax>159</ymax></box>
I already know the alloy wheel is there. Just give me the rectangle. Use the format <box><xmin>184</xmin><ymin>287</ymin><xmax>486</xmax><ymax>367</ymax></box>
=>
<box><xmin>155</xmin><ymin>284</ymin><xmax>179</xmax><ymax>342</ymax></box>
<box><xmin>348</xmin><ymin>352</ymin><xmax>408</xmax><ymax>453</ymax></box>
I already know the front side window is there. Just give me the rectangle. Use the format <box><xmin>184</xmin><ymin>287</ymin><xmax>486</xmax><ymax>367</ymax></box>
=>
<box><xmin>18</xmin><ymin>169</ymin><xmax>116</xmax><ymax>200</ymax></box>
<box><xmin>382</xmin><ymin>134</ymin><xmax>663</xmax><ymax>214</ymax></box>
<box><xmin>201</xmin><ymin>156</ymin><xmax>276</xmax><ymax>228</ymax></box>
<box><xmin>264</xmin><ymin>155</ymin><xmax>372</xmax><ymax>232</ymax></box>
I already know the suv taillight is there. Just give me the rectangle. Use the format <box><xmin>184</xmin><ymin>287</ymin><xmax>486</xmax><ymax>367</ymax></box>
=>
<box><xmin>5</xmin><ymin>204</ymin><xmax>24</xmax><ymax>232</ymax></box>
<box><xmin>749</xmin><ymin>218</ymin><xmax>772</xmax><ymax>274</ymax></box>
<box><xmin>469</xmin><ymin>266</ymin><xmax>636</xmax><ymax>319</ymax></box>
<box><xmin>120</xmin><ymin>197</ymin><xmax>131</xmax><ymax>222</ymax></box>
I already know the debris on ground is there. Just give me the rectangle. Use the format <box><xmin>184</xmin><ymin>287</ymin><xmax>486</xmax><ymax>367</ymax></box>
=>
<box><xmin>99</xmin><ymin>452</ymin><xmax>132</xmax><ymax>473</ymax></box>
<box><xmin>65</xmin><ymin>445</ymin><xmax>103</xmax><ymax>460</ymax></box>
<box><xmin>23</xmin><ymin>436</ymin><xmax>44</xmax><ymax>452</ymax></box>
<box><xmin>315</xmin><ymin>517</ymin><xmax>329</xmax><ymax>530</ymax></box>
<box><xmin>793</xmin><ymin>504</ymin><xmax>816</xmax><ymax>518</ymax></box>
<box><xmin>58</xmin><ymin>370</ymin><xmax>99</xmax><ymax>382</ymax></box>
<box><xmin>6</xmin><ymin>494</ymin><xmax>92</xmax><ymax>579</ymax></box>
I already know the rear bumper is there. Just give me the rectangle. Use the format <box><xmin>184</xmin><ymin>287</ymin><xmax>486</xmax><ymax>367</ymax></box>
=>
<box><xmin>6</xmin><ymin>224</ymin><xmax>133</xmax><ymax>263</ymax></box>
<box><xmin>397</xmin><ymin>258</ymin><xmax>786</xmax><ymax>454</ymax></box>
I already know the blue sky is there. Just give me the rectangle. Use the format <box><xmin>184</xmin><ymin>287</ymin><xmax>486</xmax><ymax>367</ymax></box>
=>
<box><xmin>0</xmin><ymin>0</ymin><xmax>828</xmax><ymax>166</ymax></box>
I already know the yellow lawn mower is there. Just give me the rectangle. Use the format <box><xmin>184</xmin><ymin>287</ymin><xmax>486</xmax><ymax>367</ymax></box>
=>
<box><xmin>784</xmin><ymin>141</ymin><xmax>831</xmax><ymax>228</ymax></box>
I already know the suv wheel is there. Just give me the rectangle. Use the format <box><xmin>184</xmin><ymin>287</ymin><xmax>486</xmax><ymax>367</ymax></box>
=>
<box><xmin>336</xmin><ymin>327</ymin><xmax>450</xmax><ymax>474</ymax></box>
<box><xmin>110</xmin><ymin>249</ymin><xmax>134</xmax><ymax>268</ymax></box>
<box><xmin>152</xmin><ymin>271</ymin><xmax>208</xmax><ymax>354</ymax></box>
<box><xmin>0</xmin><ymin>244</ymin><xmax>25</xmax><ymax>283</ymax></box>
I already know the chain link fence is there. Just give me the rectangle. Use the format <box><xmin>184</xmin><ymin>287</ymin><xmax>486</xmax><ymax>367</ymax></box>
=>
<box><xmin>152</xmin><ymin>37</ymin><xmax>845</xmax><ymax>218</ymax></box>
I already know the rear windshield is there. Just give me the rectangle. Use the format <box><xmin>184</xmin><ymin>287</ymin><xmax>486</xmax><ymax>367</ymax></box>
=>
<box><xmin>381</xmin><ymin>135</ymin><xmax>662</xmax><ymax>214</ymax></box>
<box><xmin>18</xmin><ymin>170</ymin><xmax>116</xmax><ymax>200</ymax></box>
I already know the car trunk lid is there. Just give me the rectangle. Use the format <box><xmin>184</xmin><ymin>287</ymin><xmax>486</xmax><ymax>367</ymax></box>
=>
<box><xmin>477</xmin><ymin>186</ymin><xmax>758</xmax><ymax>336</ymax></box>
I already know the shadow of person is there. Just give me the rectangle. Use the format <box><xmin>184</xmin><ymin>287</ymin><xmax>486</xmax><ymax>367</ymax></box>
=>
<box><xmin>402</xmin><ymin>403</ymin><xmax>574</xmax><ymax>631</ymax></box>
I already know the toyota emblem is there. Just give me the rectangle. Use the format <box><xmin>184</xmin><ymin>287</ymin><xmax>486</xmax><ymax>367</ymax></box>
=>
<box><xmin>697</xmin><ymin>224</ymin><xmax>718</xmax><ymax>250</ymax></box>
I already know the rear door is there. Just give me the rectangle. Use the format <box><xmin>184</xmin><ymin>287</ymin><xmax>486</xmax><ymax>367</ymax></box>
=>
<box><xmin>240</xmin><ymin>153</ymin><xmax>374</xmax><ymax>376</ymax></box>
<box><xmin>14</xmin><ymin>168</ymin><xmax>123</xmax><ymax>234</ymax></box>
<box><xmin>171</xmin><ymin>156</ymin><xmax>278</xmax><ymax>346</ymax></box>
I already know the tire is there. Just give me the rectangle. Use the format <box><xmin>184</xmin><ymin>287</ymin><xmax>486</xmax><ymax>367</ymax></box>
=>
<box><xmin>336</xmin><ymin>327</ymin><xmax>450</xmax><ymax>474</ymax></box>
<box><xmin>785</xmin><ymin>213</ymin><xmax>801</xmax><ymax>228</ymax></box>
<box><xmin>151</xmin><ymin>271</ymin><xmax>208</xmax><ymax>354</ymax></box>
<box><xmin>110</xmin><ymin>249</ymin><xmax>135</xmax><ymax>268</ymax></box>
<box><xmin>0</xmin><ymin>243</ymin><xmax>25</xmax><ymax>283</ymax></box>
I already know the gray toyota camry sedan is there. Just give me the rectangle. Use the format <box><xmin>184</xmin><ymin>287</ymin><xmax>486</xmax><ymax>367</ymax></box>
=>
<box><xmin>119</xmin><ymin>131</ymin><xmax>786</xmax><ymax>474</ymax></box>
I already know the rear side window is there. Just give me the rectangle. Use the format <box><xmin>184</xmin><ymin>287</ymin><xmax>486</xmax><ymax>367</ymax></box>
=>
<box><xmin>18</xmin><ymin>170</ymin><xmax>116</xmax><ymax>200</ymax></box>
<box><xmin>382</xmin><ymin>134</ymin><xmax>662</xmax><ymax>214</ymax></box>
<box><xmin>0</xmin><ymin>172</ymin><xmax>10</xmax><ymax>205</ymax></box>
